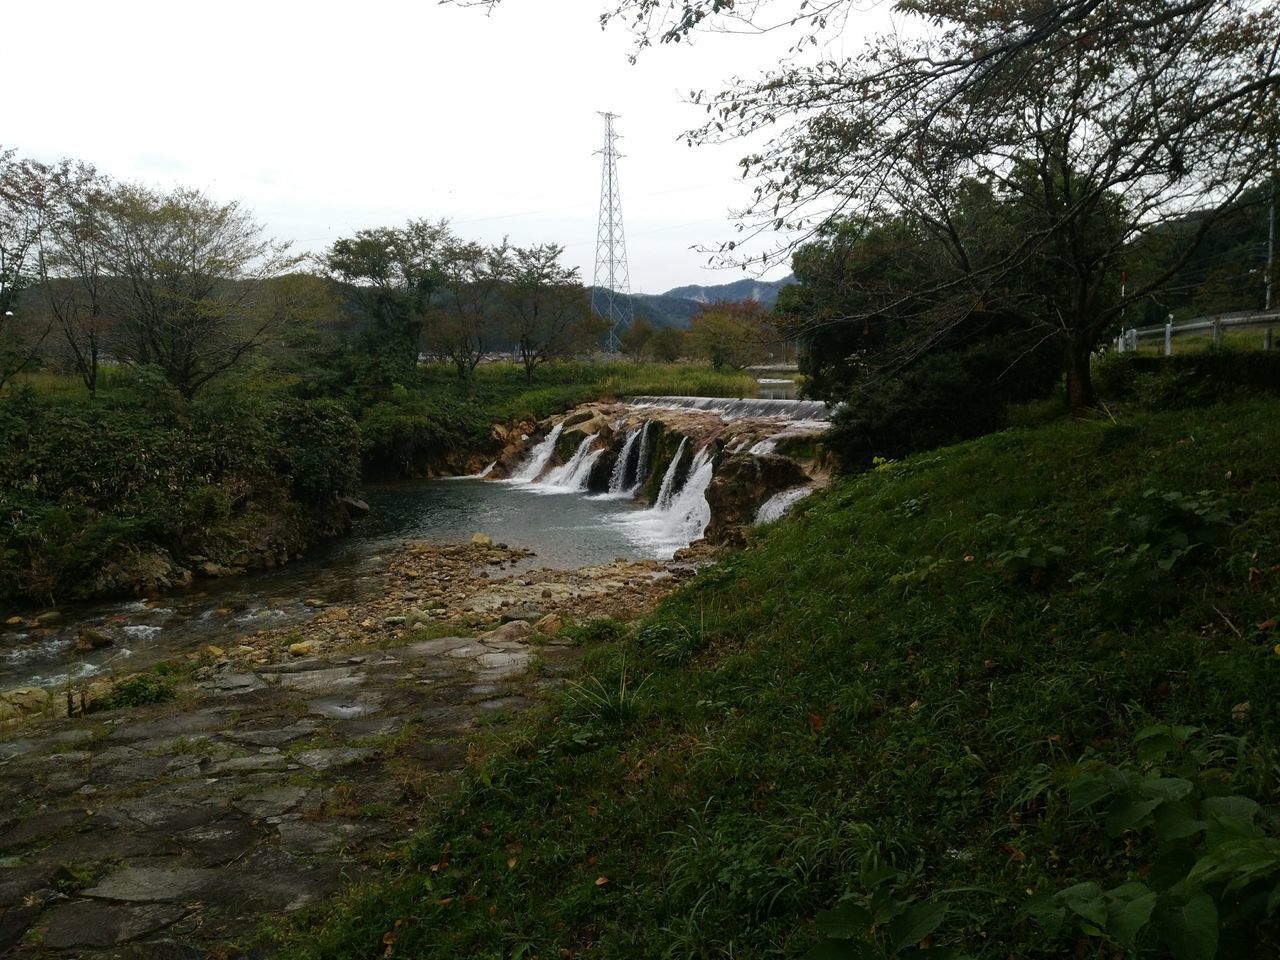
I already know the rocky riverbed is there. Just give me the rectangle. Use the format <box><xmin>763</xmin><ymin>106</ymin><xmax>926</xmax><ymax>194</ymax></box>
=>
<box><xmin>0</xmin><ymin>540</ymin><xmax>701</xmax><ymax>958</ymax></box>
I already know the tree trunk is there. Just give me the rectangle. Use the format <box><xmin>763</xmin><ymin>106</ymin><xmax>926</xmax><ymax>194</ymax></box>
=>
<box><xmin>1065</xmin><ymin>341</ymin><xmax>1096</xmax><ymax>410</ymax></box>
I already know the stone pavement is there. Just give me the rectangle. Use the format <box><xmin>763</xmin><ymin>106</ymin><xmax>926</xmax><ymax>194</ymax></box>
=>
<box><xmin>0</xmin><ymin>619</ymin><xmax>580</xmax><ymax>958</ymax></box>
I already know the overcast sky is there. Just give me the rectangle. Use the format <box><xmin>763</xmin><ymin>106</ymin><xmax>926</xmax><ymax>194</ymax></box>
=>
<box><xmin>6</xmin><ymin>1</ymin><xmax>892</xmax><ymax>292</ymax></box>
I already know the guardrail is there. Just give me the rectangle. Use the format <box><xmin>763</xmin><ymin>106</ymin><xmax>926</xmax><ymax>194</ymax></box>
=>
<box><xmin>1115</xmin><ymin>310</ymin><xmax>1280</xmax><ymax>354</ymax></box>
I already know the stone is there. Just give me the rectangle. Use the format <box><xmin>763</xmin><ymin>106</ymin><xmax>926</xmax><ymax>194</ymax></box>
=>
<box><xmin>208</xmin><ymin>754</ymin><xmax>292</xmax><ymax>775</ymax></box>
<box><xmin>275</xmin><ymin>666</ymin><xmax>364</xmax><ymax>693</ymax></box>
<box><xmin>41</xmin><ymin>901</ymin><xmax>186</xmax><ymax>948</ymax></box>
<box><xmin>275</xmin><ymin>818</ymin><xmax>387</xmax><ymax>856</ymax></box>
<box><xmin>0</xmin><ymin>686</ymin><xmax>51</xmax><ymax>717</ymax></box>
<box><xmin>501</xmin><ymin>606</ymin><xmax>543</xmax><ymax>624</ymax></box>
<box><xmin>206</xmin><ymin>644</ymin><xmax>225</xmax><ymax>657</ymax></box>
<box><xmin>293</xmin><ymin>746</ymin><xmax>373</xmax><ymax>771</ymax></box>
<box><xmin>33</xmin><ymin>610</ymin><xmax>62</xmax><ymax>626</ymax></box>
<box><xmin>534</xmin><ymin>613</ymin><xmax>564</xmax><ymax>635</ymax></box>
<box><xmin>233</xmin><ymin>785</ymin><xmax>313</xmax><ymax>820</ymax></box>
<box><xmin>288</xmin><ymin>641</ymin><xmax>314</xmax><ymax>656</ymax></box>
<box><xmin>339</xmin><ymin>495</ymin><xmax>371</xmax><ymax>516</ymax></box>
<box><xmin>481</xmin><ymin>620</ymin><xmax>533</xmax><ymax>644</ymax></box>
<box><xmin>76</xmin><ymin>626</ymin><xmax>115</xmax><ymax>651</ymax></box>
<box><xmin>470</xmin><ymin>532</ymin><xmax>493</xmax><ymax>547</ymax></box>
<box><xmin>384</xmin><ymin>615</ymin><xmax>407</xmax><ymax>626</ymax></box>
<box><xmin>213</xmin><ymin>672</ymin><xmax>266</xmax><ymax>693</ymax></box>
<box><xmin>3</xmin><ymin>616</ymin><xmax>21</xmax><ymax>626</ymax></box>
<box><xmin>307</xmin><ymin>693</ymin><xmax>383</xmax><ymax>720</ymax></box>
<box><xmin>83</xmin><ymin>866</ymin><xmax>221</xmax><ymax>903</ymax></box>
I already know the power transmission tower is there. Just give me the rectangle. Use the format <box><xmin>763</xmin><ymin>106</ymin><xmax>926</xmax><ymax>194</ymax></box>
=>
<box><xmin>592</xmin><ymin>112</ymin><xmax>633</xmax><ymax>353</ymax></box>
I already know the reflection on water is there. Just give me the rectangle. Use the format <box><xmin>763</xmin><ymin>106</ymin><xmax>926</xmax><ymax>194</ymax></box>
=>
<box><xmin>756</xmin><ymin>378</ymin><xmax>798</xmax><ymax>400</ymax></box>
<box><xmin>1</xmin><ymin>479</ymin><xmax>658</xmax><ymax>691</ymax></box>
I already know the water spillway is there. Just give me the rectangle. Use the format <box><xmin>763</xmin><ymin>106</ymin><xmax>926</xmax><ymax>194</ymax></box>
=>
<box><xmin>627</xmin><ymin>396</ymin><xmax>830</xmax><ymax>421</ymax></box>
<box><xmin>509</xmin><ymin>422</ymin><xmax>564</xmax><ymax>482</ymax></box>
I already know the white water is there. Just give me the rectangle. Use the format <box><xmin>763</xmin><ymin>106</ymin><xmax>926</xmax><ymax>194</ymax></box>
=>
<box><xmin>630</xmin><ymin>421</ymin><xmax>653</xmax><ymax>492</ymax></box>
<box><xmin>537</xmin><ymin>436</ymin><xmax>603</xmax><ymax>492</ymax></box>
<box><xmin>609</xmin><ymin>426</ymin><xmax>643</xmax><ymax>493</ymax></box>
<box><xmin>613</xmin><ymin>443</ymin><xmax>717</xmax><ymax>558</ymax></box>
<box><xmin>451</xmin><ymin>461</ymin><xmax>497</xmax><ymax>480</ymax></box>
<box><xmin>508</xmin><ymin>423</ymin><xmax>564</xmax><ymax>482</ymax></box>
<box><xmin>628</xmin><ymin>395</ymin><xmax>830</xmax><ymax>421</ymax></box>
<box><xmin>653</xmin><ymin>437</ymin><xmax>689</xmax><ymax>510</ymax></box>
<box><xmin>748</xmin><ymin>439</ymin><xmax>777</xmax><ymax>456</ymax></box>
<box><xmin>756</xmin><ymin>485</ymin><xmax>816</xmax><ymax>524</ymax></box>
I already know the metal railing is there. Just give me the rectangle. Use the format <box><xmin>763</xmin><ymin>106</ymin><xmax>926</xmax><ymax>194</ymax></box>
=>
<box><xmin>1115</xmin><ymin>310</ymin><xmax>1280</xmax><ymax>354</ymax></box>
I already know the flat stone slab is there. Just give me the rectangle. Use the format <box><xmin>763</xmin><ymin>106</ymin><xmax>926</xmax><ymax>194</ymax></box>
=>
<box><xmin>233</xmin><ymin>785</ymin><xmax>314</xmax><ymax>820</ymax></box>
<box><xmin>109</xmin><ymin>711</ymin><xmax>230</xmax><ymax>742</ymax></box>
<box><xmin>294</xmin><ymin>746</ymin><xmax>373</xmax><ymax>771</ymax></box>
<box><xmin>83</xmin><ymin>866</ymin><xmax>221</xmax><ymax>903</ymax></box>
<box><xmin>224</xmin><ymin>722</ymin><xmax>318</xmax><ymax>747</ymax></box>
<box><xmin>207</xmin><ymin>753</ymin><xmax>293</xmax><ymax>775</ymax></box>
<box><xmin>307</xmin><ymin>693</ymin><xmax>383</xmax><ymax>719</ymax></box>
<box><xmin>400</xmin><ymin>636</ymin><xmax>474</xmax><ymax>658</ymax></box>
<box><xmin>213</xmin><ymin>672</ymin><xmax>268</xmax><ymax>693</ymax></box>
<box><xmin>274</xmin><ymin>666</ymin><xmax>365</xmax><ymax>693</ymax></box>
<box><xmin>276</xmin><ymin>818</ymin><xmax>389</xmax><ymax>856</ymax></box>
<box><xmin>41</xmin><ymin>900</ymin><xmax>185</xmax><ymax>948</ymax></box>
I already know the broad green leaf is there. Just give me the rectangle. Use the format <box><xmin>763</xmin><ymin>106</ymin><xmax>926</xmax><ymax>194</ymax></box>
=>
<box><xmin>1166</xmin><ymin>894</ymin><xmax>1218</xmax><ymax>960</ymax></box>
<box><xmin>804</xmin><ymin>938</ymin><xmax>878</xmax><ymax>960</ymax></box>
<box><xmin>815</xmin><ymin>901</ymin><xmax>873</xmax><ymax>939</ymax></box>
<box><xmin>1140</xmin><ymin>777</ymin><xmax>1194</xmax><ymax>802</ymax></box>
<box><xmin>1058</xmin><ymin>882</ymin><xmax>1107</xmax><ymax>930</ymax></box>
<box><xmin>888</xmin><ymin>902</ymin><xmax>949</xmax><ymax>953</ymax></box>
<box><xmin>1069</xmin><ymin>774</ymin><xmax>1114</xmax><ymax>814</ymax></box>
<box><xmin>1154</xmin><ymin>801</ymin><xmax>1205</xmax><ymax>842</ymax></box>
<box><xmin>1137</xmin><ymin>733</ymin><xmax>1176</xmax><ymax>763</ymax></box>
<box><xmin>1106</xmin><ymin>797</ymin><xmax>1162</xmax><ymax>837</ymax></box>
<box><xmin>1186</xmin><ymin>838</ymin><xmax>1280</xmax><ymax>890</ymax></box>
<box><xmin>1107</xmin><ymin>886</ymin><xmax>1156</xmax><ymax>947</ymax></box>
<box><xmin>1200</xmin><ymin>796</ymin><xmax>1259</xmax><ymax>822</ymax></box>
<box><xmin>1204</xmin><ymin>815</ymin><xmax>1266</xmax><ymax>850</ymax></box>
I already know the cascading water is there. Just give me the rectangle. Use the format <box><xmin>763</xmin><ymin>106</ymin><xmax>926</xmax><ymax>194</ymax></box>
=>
<box><xmin>653</xmin><ymin>437</ymin><xmax>689</xmax><ymax>509</ymax></box>
<box><xmin>608</xmin><ymin>425</ymin><xmax>643</xmax><ymax>494</ymax></box>
<box><xmin>539</xmin><ymin>436</ymin><xmax>603</xmax><ymax>492</ymax></box>
<box><xmin>756</xmin><ymin>485</ymin><xmax>815</xmax><ymax>524</ymax></box>
<box><xmin>630</xmin><ymin>421</ymin><xmax>652</xmax><ymax>492</ymax></box>
<box><xmin>748</xmin><ymin>439</ymin><xmax>777</xmax><ymax>456</ymax></box>
<box><xmin>509</xmin><ymin>422</ymin><xmax>565</xmax><ymax>482</ymax></box>
<box><xmin>628</xmin><ymin>395</ymin><xmax>830</xmax><ymax>421</ymax></box>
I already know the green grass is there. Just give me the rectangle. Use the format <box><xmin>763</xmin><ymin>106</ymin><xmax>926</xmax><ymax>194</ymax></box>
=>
<box><xmin>1129</xmin><ymin>329</ymin><xmax>1273</xmax><ymax>356</ymax></box>
<box><xmin>273</xmin><ymin>396</ymin><xmax>1280</xmax><ymax>959</ymax></box>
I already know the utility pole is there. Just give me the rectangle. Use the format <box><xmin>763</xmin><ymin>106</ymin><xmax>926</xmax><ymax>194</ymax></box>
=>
<box><xmin>592</xmin><ymin>112</ymin><xmax>634</xmax><ymax>354</ymax></box>
<box><xmin>1266</xmin><ymin>147</ymin><xmax>1276</xmax><ymax>349</ymax></box>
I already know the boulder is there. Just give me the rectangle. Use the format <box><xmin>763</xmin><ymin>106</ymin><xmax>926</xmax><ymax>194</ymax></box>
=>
<box><xmin>501</xmin><ymin>605</ymin><xmax>543</xmax><ymax>624</ymax></box>
<box><xmin>288</xmin><ymin>641</ymin><xmax>314</xmax><ymax>657</ymax></box>
<box><xmin>534</xmin><ymin>613</ymin><xmax>564</xmax><ymax>635</ymax></box>
<box><xmin>339</xmin><ymin>496</ymin><xmax>371</xmax><ymax>517</ymax></box>
<box><xmin>704</xmin><ymin>453</ymin><xmax>810</xmax><ymax>544</ymax></box>
<box><xmin>75</xmin><ymin>627</ymin><xmax>115</xmax><ymax>651</ymax></box>
<box><xmin>470</xmin><ymin>532</ymin><xmax>493</xmax><ymax>547</ymax></box>
<box><xmin>481</xmin><ymin>620</ymin><xmax>533</xmax><ymax>643</ymax></box>
<box><xmin>0</xmin><ymin>687</ymin><xmax>51</xmax><ymax>721</ymax></box>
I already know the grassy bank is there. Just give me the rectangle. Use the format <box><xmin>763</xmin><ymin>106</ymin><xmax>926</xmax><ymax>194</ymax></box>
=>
<box><xmin>277</xmin><ymin>396</ymin><xmax>1280</xmax><ymax>959</ymax></box>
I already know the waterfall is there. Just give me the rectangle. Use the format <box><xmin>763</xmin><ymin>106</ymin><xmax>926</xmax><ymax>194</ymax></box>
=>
<box><xmin>608</xmin><ymin>426</ymin><xmax>643</xmax><ymax>494</ymax></box>
<box><xmin>450</xmin><ymin>461</ymin><xmax>497</xmax><ymax>480</ymax></box>
<box><xmin>748</xmin><ymin>439</ymin><xmax>777</xmax><ymax>456</ymax></box>
<box><xmin>755</xmin><ymin>485</ymin><xmax>816</xmax><ymax>524</ymax></box>
<box><xmin>653</xmin><ymin>437</ymin><xmax>689</xmax><ymax>509</ymax></box>
<box><xmin>628</xmin><ymin>396</ymin><xmax>830</xmax><ymax>421</ymax></box>
<box><xmin>659</xmin><ymin>445</ymin><xmax>716</xmax><ymax>545</ymax></box>
<box><xmin>629</xmin><ymin>421</ymin><xmax>653</xmax><ymax>493</ymax></box>
<box><xmin>540</xmin><ymin>436</ymin><xmax>603</xmax><ymax>491</ymax></box>
<box><xmin>508</xmin><ymin>422</ymin><xmax>564</xmax><ymax>483</ymax></box>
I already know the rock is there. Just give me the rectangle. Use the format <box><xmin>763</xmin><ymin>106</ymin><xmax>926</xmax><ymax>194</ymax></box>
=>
<box><xmin>384</xmin><ymin>615</ymin><xmax>407</xmax><ymax>626</ymax></box>
<box><xmin>339</xmin><ymin>495</ymin><xmax>371</xmax><ymax>516</ymax></box>
<box><xmin>470</xmin><ymin>532</ymin><xmax>493</xmax><ymax>547</ymax></box>
<box><xmin>304</xmin><ymin>598</ymin><xmax>327</xmax><ymax>608</ymax></box>
<box><xmin>327</xmin><ymin>607</ymin><xmax>351</xmax><ymax>622</ymax></box>
<box><xmin>3</xmin><ymin>616</ymin><xmax>21</xmax><ymax>627</ymax></box>
<box><xmin>33</xmin><ymin>611</ymin><xmax>62</xmax><ymax>626</ymax></box>
<box><xmin>703</xmin><ymin>452</ymin><xmax>810</xmax><ymax>543</ymax></box>
<box><xmin>288</xmin><ymin>641</ymin><xmax>314</xmax><ymax>657</ymax></box>
<box><xmin>83</xmin><ymin>867</ymin><xmax>220</xmax><ymax>903</ymax></box>
<box><xmin>205</xmin><ymin>644</ymin><xmax>225</xmax><ymax>658</ymax></box>
<box><xmin>481</xmin><ymin>620</ymin><xmax>533</xmax><ymax>643</ymax></box>
<box><xmin>199</xmin><ymin>561</ymin><xmax>224</xmax><ymax>577</ymax></box>
<box><xmin>75</xmin><ymin>627</ymin><xmax>115</xmax><ymax>651</ymax></box>
<box><xmin>0</xmin><ymin>687</ymin><xmax>51</xmax><ymax>717</ymax></box>
<box><xmin>534</xmin><ymin>613</ymin><xmax>564</xmax><ymax>635</ymax></box>
<box><xmin>294</xmin><ymin>746</ymin><xmax>373</xmax><ymax>771</ymax></box>
<box><xmin>501</xmin><ymin>605</ymin><xmax>542</xmax><ymax>624</ymax></box>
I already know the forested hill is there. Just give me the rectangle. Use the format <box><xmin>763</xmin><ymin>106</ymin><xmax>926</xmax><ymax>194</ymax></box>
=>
<box><xmin>588</xmin><ymin>274</ymin><xmax>794</xmax><ymax>330</ymax></box>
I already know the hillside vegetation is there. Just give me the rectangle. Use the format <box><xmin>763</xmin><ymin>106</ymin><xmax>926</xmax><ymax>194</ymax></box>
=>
<box><xmin>279</xmin><ymin>396</ymin><xmax>1280</xmax><ymax>959</ymax></box>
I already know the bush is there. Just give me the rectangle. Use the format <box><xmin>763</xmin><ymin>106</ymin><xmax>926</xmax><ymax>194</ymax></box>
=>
<box><xmin>98</xmin><ymin>673</ymin><xmax>174</xmax><ymax>710</ymax></box>
<box><xmin>1096</xmin><ymin>351</ymin><xmax>1280</xmax><ymax>406</ymax></box>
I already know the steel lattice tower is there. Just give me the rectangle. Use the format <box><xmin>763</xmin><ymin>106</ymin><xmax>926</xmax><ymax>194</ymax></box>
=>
<box><xmin>592</xmin><ymin>112</ymin><xmax>634</xmax><ymax>353</ymax></box>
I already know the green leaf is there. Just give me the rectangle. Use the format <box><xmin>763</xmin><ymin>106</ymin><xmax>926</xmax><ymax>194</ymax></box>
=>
<box><xmin>1106</xmin><ymin>797</ymin><xmax>1162</xmax><ymax>837</ymax></box>
<box><xmin>804</xmin><ymin>939</ymin><xmax>878</xmax><ymax>960</ymax></box>
<box><xmin>888</xmin><ymin>902</ymin><xmax>948</xmax><ymax>953</ymax></box>
<box><xmin>1165</xmin><ymin>894</ymin><xmax>1218</xmax><ymax>960</ymax></box>
<box><xmin>1140</xmin><ymin>777</ymin><xmax>1194</xmax><ymax>802</ymax></box>
<box><xmin>815</xmin><ymin>901</ymin><xmax>873</xmax><ymax>939</ymax></box>
<box><xmin>1200</xmin><ymin>796</ymin><xmax>1259</xmax><ymax>822</ymax></box>
<box><xmin>1154</xmin><ymin>801</ymin><xmax>1205</xmax><ymax>842</ymax></box>
<box><xmin>1186</xmin><ymin>838</ymin><xmax>1280</xmax><ymax>891</ymax></box>
<box><xmin>1069</xmin><ymin>774</ymin><xmax>1114</xmax><ymax>813</ymax></box>
<box><xmin>1058</xmin><ymin>882</ymin><xmax>1107</xmax><ymax>930</ymax></box>
<box><xmin>1107</xmin><ymin>886</ymin><xmax>1157</xmax><ymax>948</ymax></box>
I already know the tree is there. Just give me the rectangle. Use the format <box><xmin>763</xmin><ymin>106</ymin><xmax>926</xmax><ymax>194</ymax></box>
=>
<box><xmin>499</xmin><ymin>243</ymin><xmax>599</xmax><ymax>381</ymax></box>
<box><xmin>321</xmin><ymin>219</ymin><xmax>453</xmax><ymax>380</ymax></box>
<box><xmin>98</xmin><ymin>183</ymin><xmax>302</xmax><ymax>397</ymax></box>
<box><xmin>650</xmin><ymin>324</ymin><xmax>685</xmax><ymax>362</ymax></box>
<box><xmin>0</xmin><ymin>149</ymin><xmax>58</xmax><ymax>389</ymax></box>
<box><xmin>620</xmin><ymin>315</ymin><xmax>655</xmax><ymax>360</ymax></box>
<box><xmin>456</xmin><ymin>1</ymin><xmax>1280</xmax><ymax>408</ymax></box>
<box><xmin>426</xmin><ymin>239</ymin><xmax>509</xmax><ymax>379</ymax></box>
<box><xmin>686</xmin><ymin>299</ymin><xmax>773</xmax><ymax>369</ymax></box>
<box><xmin>35</xmin><ymin>160</ymin><xmax>113</xmax><ymax>396</ymax></box>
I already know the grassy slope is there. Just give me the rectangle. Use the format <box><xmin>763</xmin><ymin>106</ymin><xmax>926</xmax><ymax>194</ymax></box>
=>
<box><xmin>280</xmin><ymin>398</ymin><xmax>1280</xmax><ymax>959</ymax></box>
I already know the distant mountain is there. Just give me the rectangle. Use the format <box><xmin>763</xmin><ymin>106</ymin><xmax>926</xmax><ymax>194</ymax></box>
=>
<box><xmin>588</xmin><ymin>275</ymin><xmax>796</xmax><ymax>331</ymax></box>
<box><xmin>661</xmin><ymin>275</ymin><xmax>795</xmax><ymax>308</ymax></box>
